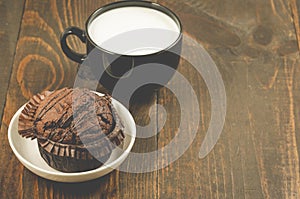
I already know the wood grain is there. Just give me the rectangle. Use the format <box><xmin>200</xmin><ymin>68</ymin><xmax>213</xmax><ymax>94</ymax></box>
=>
<box><xmin>157</xmin><ymin>0</ymin><xmax>300</xmax><ymax>198</ymax></box>
<box><xmin>0</xmin><ymin>1</ymin><xmax>25</xmax><ymax>198</ymax></box>
<box><xmin>0</xmin><ymin>0</ymin><xmax>25</xmax><ymax>124</ymax></box>
<box><xmin>0</xmin><ymin>0</ymin><xmax>158</xmax><ymax>198</ymax></box>
<box><xmin>1</xmin><ymin>0</ymin><xmax>300</xmax><ymax>198</ymax></box>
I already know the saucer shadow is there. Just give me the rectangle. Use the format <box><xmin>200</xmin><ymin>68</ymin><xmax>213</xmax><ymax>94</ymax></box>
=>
<box><xmin>40</xmin><ymin>171</ymin><xmax>116</xmax><ymax>197</ymax></box>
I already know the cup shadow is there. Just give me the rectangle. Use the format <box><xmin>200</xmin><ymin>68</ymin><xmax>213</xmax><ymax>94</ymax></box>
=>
<box><xmin>99</xmin><ymin>84</ymin><xmax>158</xmax><ymax>127</ymax></box>
<box><xmin>76</xmin><ymin>63</ymin><xmax>159</xmax><ymax>126</ymax></box>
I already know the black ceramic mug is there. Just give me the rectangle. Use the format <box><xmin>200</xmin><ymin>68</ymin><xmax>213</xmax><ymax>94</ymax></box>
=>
<box><xmin>61</xmin><ymin>0</ymin><xmax>182</xmax><ymax>92</ymax></box>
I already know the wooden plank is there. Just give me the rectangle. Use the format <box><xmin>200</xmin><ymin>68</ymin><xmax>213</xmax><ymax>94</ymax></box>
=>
<box><xmin>0</xmin><ymin>0</ymin><xmax>25</xmax><ymax>198</ymax></box>
<box><xmin>118</xmin><ymin>88</ymin><xmax>158</xmax><ymax>199</ymax></box>
<box><xmin>156</xmin><ymin>45</ymin><xmax>247</xmax><ymax>199</ymax></box>
<box><xmin>1</xmin><ymin>0</ymin><xmax>157</xmax><ymax>198</ymax></box>
<box><xmin>157</xmin><ymin>0</ymin><xmax>300</xmax><ymax>198</ymax></box>
<box><xmin>0</xmin><ymin>0</ymin><xmax>25</xmax><ymax>122</ymax></box>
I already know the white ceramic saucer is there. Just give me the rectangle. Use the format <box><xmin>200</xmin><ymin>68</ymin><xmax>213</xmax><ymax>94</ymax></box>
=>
<box><xmin>8</xmin><ymin>92</ymin><xmax>136</xmax><ymax>182</ymax></box>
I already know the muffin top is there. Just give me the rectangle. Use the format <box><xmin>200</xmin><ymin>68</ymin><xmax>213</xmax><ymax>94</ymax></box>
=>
<box><xmin>18</xmin><ymin>88</ymin><xmax>124</xmax><ymax>159</ymax></box>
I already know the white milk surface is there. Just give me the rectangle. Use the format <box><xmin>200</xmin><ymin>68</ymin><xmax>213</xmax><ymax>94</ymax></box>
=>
<box><xmin>88</xmin><ymin>7</ymin><xmax>180</xmax><ymax>55</ymax></box>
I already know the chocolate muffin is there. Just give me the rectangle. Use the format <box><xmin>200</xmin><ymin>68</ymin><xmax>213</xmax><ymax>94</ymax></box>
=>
<box><xmin>18</xmin><ymin>88</ymin><xmax>125</xmax><ymax>172</ymax></box>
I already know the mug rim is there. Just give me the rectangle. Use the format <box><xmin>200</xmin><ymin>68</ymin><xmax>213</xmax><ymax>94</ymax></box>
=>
<box><xmin>85</xmin><ymin>0</ymin><xmax>183</xmax><ymax>57</ymax></box>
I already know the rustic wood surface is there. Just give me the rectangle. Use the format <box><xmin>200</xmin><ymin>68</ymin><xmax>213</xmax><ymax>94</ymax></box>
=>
<box><xmin>0</xmin><ymin>0</ymin><xmax>300</xmax><ymax>198</ymax></box>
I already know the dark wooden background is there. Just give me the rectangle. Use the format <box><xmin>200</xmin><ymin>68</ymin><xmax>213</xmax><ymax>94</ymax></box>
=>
<box><xmin>1</xmin><ymin>0</ymin><xmax>300</xmax><ymax>198</ymax></box>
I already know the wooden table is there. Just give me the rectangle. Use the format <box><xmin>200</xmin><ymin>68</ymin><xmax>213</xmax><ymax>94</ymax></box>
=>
<box><xmin>1</xmin><ymin>0</ymin><xmax>300</xmax><ymax>198</ymax></box>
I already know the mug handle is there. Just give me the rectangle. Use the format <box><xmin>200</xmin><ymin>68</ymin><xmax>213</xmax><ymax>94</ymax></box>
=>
<box><xmin>60</xmin><ymin>27</ymin><xmax>86</xmax><ymax>63</ymax></box>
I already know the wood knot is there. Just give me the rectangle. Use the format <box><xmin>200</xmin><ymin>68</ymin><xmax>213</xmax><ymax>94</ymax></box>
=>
<box><xmin>253</xmin><ymin>25</ymin><xmax>273</xmax><ymax>46</ymax></box>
